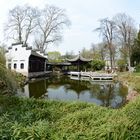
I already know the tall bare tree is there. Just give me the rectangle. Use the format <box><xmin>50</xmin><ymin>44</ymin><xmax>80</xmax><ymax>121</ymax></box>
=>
<box><xmin>5</xmin><ymin>4</ymin><xmax>70</xmax><ymax>51</ymax></box>
<box><xmin>5</xmin><ymin>6</ymin><xmax>25</xmax><ymax>42</ymax></box>
<box><xmin>5</xmin><ymin>5</ymin><xmax>39</xmax><ymax>45</ymax></box>
<box><xmin>97</xmin><ymin>42</ymin><xmax>108</xmax><ymax>61</ymax></box>
<box><xmin>24</xmin><ymin>6</ymin><xmax>39</xmax><ymax>45</ymax></box>
<box><xmin>90</xmin><ymin>43</ymin><xmax>104</xmax><ymax>60</ymax></box>
<box><xmin>35</xmin><ymin>5</ymin><xmax>70</xmax><ymax>53</ymax></box>
<box><xmin>113</xmin><ymin>13</ymin><xmax>137</xmax><ymax>70</ymax></box>
<box><xmin>95</xmin><ymin>18</ymin><xmax>116</xmax><ymax>69</ymax></box>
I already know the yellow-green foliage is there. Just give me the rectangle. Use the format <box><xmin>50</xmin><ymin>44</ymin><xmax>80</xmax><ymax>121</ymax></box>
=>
<box><xmin>1</xmin><ymin>95</ymin><xmax>140</xmax><ymax>139</ymax></box>
<box><xmin>0</xmin><ymin>48</ymin><xmax>19</xmax><ymax>93</ymax></box>
<box><xmin>0</xmin><ymin>64</ymin><xmax>17</xmax><ymax>93</ymax></box>
<box><xmin>0</xmin><ymin>47</ymin><xmax>6</xmax><ymax>65</ymax></box>
<box><xmin>118</xmin><ymin>72</ymin><xmax>140</xmax><ymax>92</ymax></box>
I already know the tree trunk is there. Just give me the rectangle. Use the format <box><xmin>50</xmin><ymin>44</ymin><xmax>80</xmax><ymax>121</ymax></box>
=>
<box><xmin>19</xmin><ymin>29</ymin><xmax>22</xmax><ymax>43</ymax></box>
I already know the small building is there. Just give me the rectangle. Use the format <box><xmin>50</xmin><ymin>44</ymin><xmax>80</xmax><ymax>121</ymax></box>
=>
<box><xmin>5</xmin><ymin>42</ymin><xmax>48</xmax><ymax>77</ymax></box>
<box><xmin>67</xmin><ymin>52</ymin><xmax>92</xmax><ymax>71</ymax></box>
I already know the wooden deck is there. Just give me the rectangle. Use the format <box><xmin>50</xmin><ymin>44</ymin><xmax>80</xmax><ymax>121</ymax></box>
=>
<box><xmin>28</xmin><ymin>71</ymin><xmax>52</xmax><ymax>78</ymax></box>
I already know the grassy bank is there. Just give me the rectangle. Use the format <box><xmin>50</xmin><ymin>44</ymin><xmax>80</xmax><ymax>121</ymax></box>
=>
<box><xmin>1</xmin><ymin>95</ymin><xmax>140</xmax><ymax>140</ymax></box>
<box><xmin>1</xmin><ymin>72</ymin><xmax>140</xmax><ymax>139</ymax></box>
<box><xmin>118</xmin><ymin>72</ymin><xmax>140</xmax><ymax>92</ymax></box>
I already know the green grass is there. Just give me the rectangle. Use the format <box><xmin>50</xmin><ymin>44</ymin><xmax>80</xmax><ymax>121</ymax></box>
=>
<box><xmin>0</xmin><ymin>71</ymin><xmax>140</xmax><ymax>140</ymax></box>
<box><xmin>118</xmin><ymin>72</ymin><xmax>140</xmax><ymax>92</ymax></box>
<box><xmin>132</xmin><ymin>72</ymin><xmax>140</xmax><ymax>76</ymax></box>
<box><xmin>1</xmin><ymin>95</ymin><xmax>140</xmax><ymax>140</ymax></box>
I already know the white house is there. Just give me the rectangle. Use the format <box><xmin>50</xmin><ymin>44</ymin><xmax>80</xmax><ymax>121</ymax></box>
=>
<box><xmin>6</xmin><ymin>42</ymin><xmax>48</xmax><ymax>77</ymax></box>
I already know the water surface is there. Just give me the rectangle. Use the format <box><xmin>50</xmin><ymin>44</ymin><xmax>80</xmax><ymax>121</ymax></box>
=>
<box><xmin>18</xmin><ymin>76</ymin><xmax>128</xmax><ymax>108</ymax></box>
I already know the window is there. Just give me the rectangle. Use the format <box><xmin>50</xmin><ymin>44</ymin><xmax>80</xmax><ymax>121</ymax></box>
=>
<box><xmin>20</xmin><ymin>63</ymin><xmax>24</xmax><ymax>69</ymax></box>
<box><xmin>8</xmin><ymin>63</ymin><xmax>11</xmax><ymax>69</ymax></box>
<box><xmin>14</xmin><ymin>63</ymin><xmax>17</xmax><ymax>69</ymax></box>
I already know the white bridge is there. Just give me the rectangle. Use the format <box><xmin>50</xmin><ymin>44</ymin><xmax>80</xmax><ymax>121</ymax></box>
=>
<box><xmin>69</xmin><ymin>71</ymin><xmax>117</xmax><ymax>81</ymax></box>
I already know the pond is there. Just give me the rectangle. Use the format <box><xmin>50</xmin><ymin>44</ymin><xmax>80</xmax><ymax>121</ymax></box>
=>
<box><xmin>18</xmin><ymin>76</ymin><xmax>128</xmax><ymax>108</ymax></box>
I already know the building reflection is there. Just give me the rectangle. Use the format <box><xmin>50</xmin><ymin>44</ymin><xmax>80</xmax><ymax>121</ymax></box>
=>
<box><xmin>21</xmin><ymin>76</ymin><xmax>128</xmax><ymax>108</ymax></box>
<box><xmin>28</xmin><ymin>79</ymin><xmax>48</xmax><ymax>98</ymax></box>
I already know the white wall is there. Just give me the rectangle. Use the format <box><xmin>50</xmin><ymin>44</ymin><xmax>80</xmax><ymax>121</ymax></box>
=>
<box><xmin>6</xmin><ymin>44</ymin><xmax>31</xmax><ymax>76</ymax></box>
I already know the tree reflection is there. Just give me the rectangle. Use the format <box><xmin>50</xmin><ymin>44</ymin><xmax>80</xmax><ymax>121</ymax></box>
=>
<box><xmin>24</xmin><ymin>76</ymin><xmax>128</xmax><ymax>108</ymax></box>
<box><xmin>29</xmin><ymin>79</ymin><xmax>48</xmax><ymax>98</ymax></box>
<box><xmin>89</xmin><ymin>82</ymin><xmax>128</xmax><ymax>108</ymax></box>
<box><xmin>64</xmin><ymin>79</ymin><xmax>89</xmax><ymax>99</ymax></box>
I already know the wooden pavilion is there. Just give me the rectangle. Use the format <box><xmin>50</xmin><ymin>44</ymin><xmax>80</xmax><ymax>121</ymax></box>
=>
<box><xmin>67</xmin><ymin>52</ymin><xmax>92</xmax><ymax>72</ymax></box>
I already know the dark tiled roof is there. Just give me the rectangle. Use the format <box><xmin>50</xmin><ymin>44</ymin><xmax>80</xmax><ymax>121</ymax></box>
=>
<box><xmin>26</xmin><ymin>47</ymin><xmax>32</xmax><ymax>50</ymax></box>
<box><xmin>67</xmin><ymin>53</ymin><xmax>92</xmax><ymax>62</ymax></box>
<box><xmin>31</xmin><ymin>51</ymin><xmax>47</xmax><ymax>59</ymax></box>
<box><xmin>12</xmin><ymin>42</ymin><xmax>23</xmax><ymax>46</ymax></box>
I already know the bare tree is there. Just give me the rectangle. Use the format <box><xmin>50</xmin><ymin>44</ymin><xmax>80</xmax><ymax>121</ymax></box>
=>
<box><xmin>97</xmin><ymin>42</ymin><xmax>108</xmax><ymax>61</ymax></box>
<box><xmin>35</xmin><ymin>5</ymin><xmax>70</xmax><ymax>53</ymax></box>
<box><xmin>5</xmin><ymin>4</ymin><xmax>70</xmax><ymax>51</ymax></box>
<box><xmin>95</xmin><ymin>18</ymin><xmax>117</xmax><ymax>69</ymax></box>
<box><xmin>113</xmin><ymin>13</ymin><xmax>137</xmax><ymax>70</ymax></box>
<box><xmin>63</xmin><ymin>51</ymin><xmax>75</xmax><ymax>59</ymax></box>
<box><xmin>81</xmin><ymin>47</ymin><xmax>92</xmax><ymax>59</ymax></box>
<box><xmin>90</xmin><ymin>43</ymin><xmax>103</xmax><ymax>60</ymax></box>
<box><xmin>5</xmin><ymin>5</ymin><xmax>39</xmax><ymax>45</ymax></box>
<box><xmin>24</xmin><ymin>6</ymin><xmax>39</xmax><ymax>45</ymax></box>
<box><xmin>5</xmin><ymin>6</ymin><xmax>25</xmax><ymax>42</ymax></box>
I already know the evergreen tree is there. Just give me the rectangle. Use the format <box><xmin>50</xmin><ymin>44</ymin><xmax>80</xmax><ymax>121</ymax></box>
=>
<box><xmin>131</xmin><ymin>30</ymin><xmax>140</xmax><ymax>66</ymax></box>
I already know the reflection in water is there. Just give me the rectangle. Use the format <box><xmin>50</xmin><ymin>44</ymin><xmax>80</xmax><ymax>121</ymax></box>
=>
<box><xmin>20</xmin><ymin>76</ymin><xmax>128</xmax><ymax>108</ymax></box>
<box><xmin>88</xmin><ymin>82</ymin><xmax>127</xmax><ymax>107</ymax></box>
<box><xmin>29</xmin><ymin>80</ymin><xmax>47</xmax><ymax>98</ymax></box>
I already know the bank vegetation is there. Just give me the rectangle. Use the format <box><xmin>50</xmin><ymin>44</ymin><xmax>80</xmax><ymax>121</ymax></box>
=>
<box><xmin>0</xmin><ymin>94</ymin><xmax>140</xmax><ymax>139</ymax></box>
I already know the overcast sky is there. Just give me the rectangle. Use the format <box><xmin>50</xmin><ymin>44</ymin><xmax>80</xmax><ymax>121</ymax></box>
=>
<box><xmin>0</xmin><ymin>0</ymin><xmax>140</xmax><ymax>54</ymax></box>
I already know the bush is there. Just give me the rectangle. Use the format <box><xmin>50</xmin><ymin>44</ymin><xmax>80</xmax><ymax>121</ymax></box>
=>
<box><xmin>0</xmin><ymin>64</ymin><xmax>18</xmax><ymax>94</ymax></box>
<box><xmin>117</xmin><ymin>59</ymin><xmax>126</xmax><ymax>72</ymax></box>
<box><xmin>0</xmin><ymin>49</ymin><xmax>18</xmax><ymax>94</ymax></box>
<box><xmin>135</xmin><ymin>64</ymin><xmax>140</xmax><ymax>72</ymax></box>
<box><xmin>91</xmin><ymin>59</ymin><xmax>105</xmax><ymax>71</ymax></box>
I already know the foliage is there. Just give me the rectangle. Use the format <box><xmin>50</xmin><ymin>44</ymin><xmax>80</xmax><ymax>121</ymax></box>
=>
<box><xmin>48</xmin><ymin>51</ymin><xmax>62</xmax><ymax>63</ymax></box>
<box><xmin>0</xmin><ymin>64</ymin><xmax>17</xmax><ymax>94</ymax></box>
<box><xmin>14</xmin><ymin>72</ymin><xmax>26</xmax><ymax>86</ymax></box>
<box><xmin>118</xmin><ymin>72</ymin><xmax>140</xmax><ymax>92</ymax></box>
<box><xmin>81</xmin><ymin>45</ymin><xmax>105</xmax><ymax>60</ymax></box>
<box><xmin>135</xmin><ymin>64</ymin><xmax>140</xmax><ymax>72</ymax></box>
<box><xmin>90</xmin><ymin>59</ymin><xmax>105</xmax><ymax>70</ymax></box>
<box><xmin>1</xmin><ymin>93</ymin><xmax>140</xmax><ymax>139</ymax></box>
<box><xmin>117</xmin><ymin>59</ymin><xmax>126</xmax><ymax>72</ymax></box>
<box><xmin>0</xmin><ymin>47</ymin><xmax>6</xmax><ymax>65</ymax></box>
<box><xmin>131</xmin><ymin>30</ymin><xmax>140</xmax><ymax>65</ymax></box>
<box><xmin>0</xmin><ymin>48</ymin><xmax>18</xmax><ymax>94</ymax></box>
